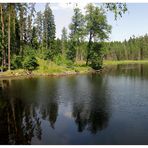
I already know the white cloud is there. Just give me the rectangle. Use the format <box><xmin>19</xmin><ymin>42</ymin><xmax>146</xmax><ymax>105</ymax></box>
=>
<box><xmin>50</xmin><ymin>2</ymin><xmax>101</xmax><ymax>14</ymax></box>
<box><xmin>50</xmin><ymin>3</ymin><xmax>86</xmax><ymax>10</ymax></box>
<box><xmin>50</xmin><ymin>3</ymin><xmax>73</xmax><ymax>10</ymax></box>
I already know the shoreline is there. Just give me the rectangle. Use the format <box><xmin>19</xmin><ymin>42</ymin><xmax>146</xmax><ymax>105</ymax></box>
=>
<box><xmin>0</xmin><ymin>60</ymin><xmax>147</xmax><ymax>79</ymax></box>
<box><xmin>0</xmin><ymin>69</ymin><xmax>95</xmax><ymax>80</ymax></box>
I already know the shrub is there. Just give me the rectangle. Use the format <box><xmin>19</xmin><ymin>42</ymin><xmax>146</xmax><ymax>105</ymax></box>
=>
<box><xmin>11</xmin><ymin>55</ymin><xmax>23</xmax><ymax>70</ymax></box>
<box><xmin>0</xmin><ymin>66</ymin><xmax>7</xmax><ymax>72</ymax></box>
<box><xmin>54</xmin><ymin>55</ymin><xmax>68</xmax><ymax>65</ymax></box>
<box><xmin>43</xmin><ymin>50</ymin><xmax>55</xmax><ymax>61</ymax></box>
<box><xmin>23</xmin><ymin>55</ymin><xmax>39</xmax><ymax>71</ymax></box>
<box><xmin>89</xmin><ymin>42</ymin><xmax>103</xmax><ymax>70</ymax></box>
<box><xmin>23</xmin><ymin>45</ymin><xmax>36</xmax><ymax>57</ymax></box>
<box><xmin>66</xmin><ymin>60</ymin><xmax>74</xmax><ymax>69</ymax></box>
<box><xmin>66</xmin><ymin>41</ymin><xmax>76</xmax><ymax>62</ymax></box>
<box><xmin>89</xmin><ymin>52</ymin><xmax>103</xmax><ymax>70</ymax></box>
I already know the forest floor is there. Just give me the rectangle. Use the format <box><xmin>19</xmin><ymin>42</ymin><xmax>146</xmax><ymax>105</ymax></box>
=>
<box><xmin>0</xmin><ymin>60</ymin><xmax>148</xmax><ymax>79</ymax></box>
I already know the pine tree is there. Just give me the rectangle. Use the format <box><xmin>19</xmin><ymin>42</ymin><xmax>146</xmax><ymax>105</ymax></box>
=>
<box><xmin>68</xmin><ymin>6</ymin><xmax>85</xmax><ymax>62</ymax></box>
<box><xmin>26</xmin><ymin>3</ymin><xmax>36</xmax><ymax>45</ymax></box>
<box><xmin>35</xmin><ymin>11</ymin><xmax>43</xmax><ymax>46</ymax></box>
<box><xmin>18</xmin><ymin>3</ymin><xmax>28</xmax><ymax>56</ymax></box>
<box><xmin>61</xmin><ymin>27</ymin><xmax>68</xmax><ymax>56</ymax></box>
<box><xmin>43</xmin><ymin>3</ymin><xmax>56</xmax><ymax>50</ymax></box>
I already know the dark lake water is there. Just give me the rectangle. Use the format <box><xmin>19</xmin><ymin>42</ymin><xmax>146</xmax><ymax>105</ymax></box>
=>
<box><xmin>1</xmin><ymin>64</ymin><xmax>148</xmax><ymax>144</ymax></box>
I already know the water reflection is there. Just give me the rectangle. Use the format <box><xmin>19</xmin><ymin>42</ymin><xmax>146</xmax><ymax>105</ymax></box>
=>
<box><xmin>71</xmin><ymin>75</ymin><xmax>110</xmax><ymax>134</ymax></box>
<box><xmin>38</xmin><ymin>79</ymin><xmax>58</xmax><ymax>129</ymax></box>
<box><xmin>0</xmin><ymin>75</ymin><xmax>111</xmax><ymax>144</ymax></box>
<box><xmin>0</xmin><ymin>80</ymin><xmax>42</xmax><ymax>144</ymax></box>
<box><xmin>89</xmin><ymin>75</ymin><xmax>110</xmax><ymax>133</ymax></box>
<box><xmin>104</xmin><ymin>64</ymin><xmax>148</xmax><ymax>80</ymax></box>
<box><xmin>1</xmin><ymin>64</ymin><xmax>148</xmax><ymax>144</ymax></box>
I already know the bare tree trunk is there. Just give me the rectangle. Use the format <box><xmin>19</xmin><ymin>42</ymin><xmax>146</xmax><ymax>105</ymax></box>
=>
<box><xmin>8</xmin><ymin>12</ymin><xmax>11</xmax><ymax>70</ymax></box>
<box><xmin>0</xmin><ymin>5</ymin><xmax>6</xmax><ymax>70</ymax></box>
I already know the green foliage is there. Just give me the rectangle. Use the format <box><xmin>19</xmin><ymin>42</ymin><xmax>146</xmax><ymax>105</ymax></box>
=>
<box><xmin>32</xmin><ymin>37</ymin><xmax>39</xmax><ymax>49</ymax></box>
<box><xmin>90</xmin><ymin>53</ymin><xmax>102</xmax><ymax>70</ymax></box>
<box><xmin>85</xmin><ymin>3</ymin><xmax>111</xmax><ymax>67</ymax></box>
<box><xmin>43</xmin><ymin>49</ymin><xmax>55</xmax><ymax>61</ymax></box>
<box><xmin>0</xmin><ymin>3</ymin><xmax>129</xmax><ymax>72</ymax></box>
<box><xmin>23</xmin><ymin>46</ymin><xmax>36</xmax><ymax>56</ymax></box>
<box><xmin>43</xmin><ymin>4</ymin><xmax>56</xmax><ymax>50</ymax></box>
<box><xmin>11</xmin><ymin>55</ymin><xmax>22</xmax><ymax>69</ymax></box>
<box><xmin>23</xmin><ymin>55</ymin><xmax>39</xmax><ymax>71</ymax></box>
<box><xmin>54</xmin><ymin>55</ymin><xmax>66</xmax><ymax>65</ymax></box>
<box><xmin>67</xmin><ymin>41</ymin><xmax>76</xmax><ymax>62</ymax></box>
<box><xmin>85</xmin><ymin>4</ymin><xmax>112</xmax><ymax>41</ymax></box>
<box><xmin>0</xmin><ymin>65</ymin><xmax>7</xmax><ymax>72</ymax></box>
<box><xmin>54</xmin><ymin>38</ymin><xmax>62</xmax><ymax>55</ymax></box>
<box><xmin>53</xmin><ymin>54</ymin><xmax>74</xmax><ymax>67</ymax></box>
<box><xmin>61</xmin><ymin>27</ymin><xmax>68</xmax><ymax>55</ymax></box>
<box><xmin>68</xmin><ymin>7</ymin><xmax>85</xmax><ymax>62</ymax></box>
<box><xmin>104</xmin><ymin>3</ymin><xmax>127</xmax><ymax>20</ymax></box>
<box><xmin>89</xmin><ymin>43</ymin><xmax>103</xmax><ymax>70</ymax></box>
<box><xmin>105</xmin><ymin>34</ymin><xmax>148</xmax><ymax>61</ymax></box>
<box><xmin>31</xmin><ymin>27</ymin><xmax>39</xmax><ymax>49</ymax></box>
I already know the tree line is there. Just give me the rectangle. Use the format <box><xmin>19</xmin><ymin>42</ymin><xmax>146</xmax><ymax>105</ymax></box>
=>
<box><xmin>104</xmin><ymin>34</ymin><xmax>148</xmax><ymax>61</ymax></box>
<box><xmin>0</xmin><ymin>3</ymin><xmax>127</xmax><ymax>71</ymax></box>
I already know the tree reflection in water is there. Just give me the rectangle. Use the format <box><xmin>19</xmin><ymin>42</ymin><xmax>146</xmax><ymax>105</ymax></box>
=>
<box><xmin>0</xmin><ymin>75</ymin><xmax>111</xmax><ymax>144</ymax></box>
<box><xmin>38</xmin><ymin>78</ymin><xmax>58</xmax><ymax>129</ymax></box>
<box><xmin>71</xmin><ymin>74</ymin><xmax>110</xmax><ymax>134</ymax></box>
<box><xmin>0</xmin><ymin>79</ymin><xmax>42</xmax><ymax>144</ymax></box>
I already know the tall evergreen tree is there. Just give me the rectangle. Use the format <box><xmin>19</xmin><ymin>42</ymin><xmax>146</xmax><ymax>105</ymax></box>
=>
<box><xmin>68</xmin><ymin>6</ymin><xmax>85</xmax><ymax>62</ymax></box>
<box><xmin>43</xmin><ymin>3</ymin><xmax>56</xmax><ymax>50</ymax></box>
<box><xmin>35</xmin><ymin>11</ymin><xmax>43</xmax><ymax>46</ymax></box>
<box><xmin>18</xmin><ymin>3</ymin><xmax>28</xmax><ymax>56</ymax></box>
<box><xmin>61</xmin><ymin>27</ymin><xmax>68</xmax><ymax>56</ymax></box>
<box><xmin>26</xmin><ymin>3</ymin><xmax>36</xmax><ymax>45</ymax></box>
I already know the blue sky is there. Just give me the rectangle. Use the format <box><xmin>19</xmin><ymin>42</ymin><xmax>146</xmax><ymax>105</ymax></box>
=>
<box><xmin>35</xmin><ymin>3</ymin><xmax>148</xmax><ymax>41</ymax></box>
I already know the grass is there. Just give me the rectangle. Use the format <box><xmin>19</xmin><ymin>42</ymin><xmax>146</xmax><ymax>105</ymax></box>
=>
<box><xmin>32</xmin><ymin>59</ymin><xmax>90</xmax><ymax>75</ymax></box>
<box><xmin>1</xmin><ymin>59</ymin><xmax>148</xmax><ymax>78</ymax></box>
<box><xmin>103</xmin><ymin>60</ymin><xmax>148</xmax><ymax>66</ymax></box>
<box><xmin>0</xmin><ymin>59</ymin><xmax>90</xmax><ymax>78</ymax></box>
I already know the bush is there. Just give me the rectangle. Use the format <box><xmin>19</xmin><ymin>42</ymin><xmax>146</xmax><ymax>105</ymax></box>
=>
<box><xmin>0</xmin><ymin>66</ymin><xmax>7</xmax><ymax>72</ymax></box>
<box><xmin>66</xmin><ymin>60</ymin><xmax>74</xmax><ymax>69</ymax></box>
<box><xmin>11</xmin><ymin>55</ymin><xmax>23</xmax><ymax>70</ymax></box>
<box><xmin>23</xmin><ymin>55</ymin><xmax>39</xmax><ymax>71</ymax></box>
<box><xmin>53</xmin><ymin>55</ymin><xmax>68</xmax><ymax>65</ymax></box>
<box><xmin>89</xmin><ymin>52</ymin><xmax>103</xmax><ymax>70</ymax></box>
<box><xmin>89</xmin><ymin>42</ymin><xmax>103</xmax><ymax>70</ymax></box>
<box><xmin>43</xmin><ymin>50</ymin><xmax>55</xmax><ymax>61</ymax></box>
<box><xmin>23</xmin><ymin>45</ymin><xmax>36</xmax><ymax>57</ymax></box>
<box><xmin>67</xmin><ymin>41</ymin><xmax>76</xmax><ymax>62</ymax></box>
